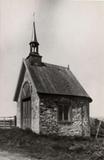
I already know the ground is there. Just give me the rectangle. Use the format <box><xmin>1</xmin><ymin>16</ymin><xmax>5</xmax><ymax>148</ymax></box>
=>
<box><xmin>0</xmin><ymin>150</ymin><xmax>37</xmax><ymax>160</ymax></box>
<box><xmin>0</xmin><ymin>128</ymin><xmax>104</xmax><ymax>160</ymax></box>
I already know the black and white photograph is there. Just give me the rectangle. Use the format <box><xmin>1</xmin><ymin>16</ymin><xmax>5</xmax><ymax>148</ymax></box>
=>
<box><xmin>0</xmin><ymin>0</ymin><xmax>104</xmax><ymax>159</ymax></box>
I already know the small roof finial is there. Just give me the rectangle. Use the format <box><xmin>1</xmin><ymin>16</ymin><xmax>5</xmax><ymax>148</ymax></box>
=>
<box><xmin>67</xmin><ymin>64</ymin><xmax>70</xmax><ymax>70</ymax></box>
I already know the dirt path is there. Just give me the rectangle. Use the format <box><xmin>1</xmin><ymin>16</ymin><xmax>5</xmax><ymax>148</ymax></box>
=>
<box><xmin>0</xmin><ymin>150</ymin><xmax>39</xmax><ymax>160</ymax></box>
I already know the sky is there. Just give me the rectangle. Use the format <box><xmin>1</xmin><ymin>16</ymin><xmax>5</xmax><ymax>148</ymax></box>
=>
<box><xmin>0</xmin><ymin>0</ymin><xmax>104</xmax><ymax>118</ymax></box>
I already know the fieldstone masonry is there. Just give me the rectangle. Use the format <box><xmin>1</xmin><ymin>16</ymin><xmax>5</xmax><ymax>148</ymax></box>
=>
<box><xmin>39</xmin><ymin>95</ymin><xmax>90</xmax><ymax>137</ymax></box>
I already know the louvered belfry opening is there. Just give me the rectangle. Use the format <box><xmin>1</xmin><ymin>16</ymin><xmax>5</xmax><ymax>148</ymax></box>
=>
<box><xmin>21</xmin><ymin>82</ymin><xmax>31</xmax><ymax>129</ymax></box>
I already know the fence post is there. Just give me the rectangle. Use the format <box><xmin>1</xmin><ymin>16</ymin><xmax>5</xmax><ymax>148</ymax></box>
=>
<box><xmin>4</xmin><ymin>117</ymin><xmax>6</xmax><ymax>128</ymax></box>
<box><xmin>14</xmin><ymin>116</ymin><xmax>17</xmax><ymax>127</ymax></box>
<box><xmin>95</xmin><ymin>120</ymin><xmax>102</xmax><ymax>140</ymax></box>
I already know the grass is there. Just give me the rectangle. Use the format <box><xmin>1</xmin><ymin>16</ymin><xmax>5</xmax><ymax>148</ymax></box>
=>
<box><xmin>0</xmin><ymin>128</ymin><xmax>104</xmax><ymax>160</ymax></box>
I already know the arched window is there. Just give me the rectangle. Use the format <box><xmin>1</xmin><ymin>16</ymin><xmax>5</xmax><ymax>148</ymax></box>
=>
<box><xmin>21</xmin><ymin>82</ymin><xmax>31</xmax><ymax>129</ymax></box>
<box><xmin>21</xmin><ymin>82</ymin><xmax>31</xmax><ymax>100</ymax></box>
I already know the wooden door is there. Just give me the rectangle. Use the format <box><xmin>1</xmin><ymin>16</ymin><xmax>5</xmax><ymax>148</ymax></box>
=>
<box><xmin>22</xmin><ymin>98</ymin><xmax>31</xmax><ymax>129</ymax></box>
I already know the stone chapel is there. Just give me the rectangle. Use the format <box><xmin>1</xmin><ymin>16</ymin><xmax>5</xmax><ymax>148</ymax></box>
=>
<box><xmin>14</xmin><ymin>21</ymin><xmax>92</xmax><ymax>137</ymax></box>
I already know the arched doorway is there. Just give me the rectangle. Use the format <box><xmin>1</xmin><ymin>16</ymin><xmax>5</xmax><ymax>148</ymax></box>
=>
<box><xmin>21</xmin><ymin>82</ymin><xmax>31</xmax><ymax>129</ymax></box>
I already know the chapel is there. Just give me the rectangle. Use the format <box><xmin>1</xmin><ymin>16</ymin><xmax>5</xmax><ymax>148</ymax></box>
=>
<box><xmin>14</xmin><ymin>21</ymin><xmax>92</xmax><ymax>137</ymax></box>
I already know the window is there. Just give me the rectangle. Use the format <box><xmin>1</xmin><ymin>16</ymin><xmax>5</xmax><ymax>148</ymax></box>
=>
<box><xmin>58</xmin><ymin>105</ymin><xmax>72</xmax><ymax>122</ymax></box>
<box><xmin>21</xmin><ymin>82</ymin><xmax>31</xmax><ymax>99</ymax></box>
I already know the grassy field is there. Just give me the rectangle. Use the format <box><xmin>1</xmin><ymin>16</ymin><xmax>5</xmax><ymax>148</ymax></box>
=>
<box><xmin>0</xmin><ymin>128</ymin><xmax>104</xmax><ymax>160</ymax></box>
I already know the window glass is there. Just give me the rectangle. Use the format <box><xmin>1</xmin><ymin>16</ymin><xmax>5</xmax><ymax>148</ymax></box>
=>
<box><xmin>58</xmin><ymin>105</ymin><xmax>71</xmax><ymax>122</ymax></box>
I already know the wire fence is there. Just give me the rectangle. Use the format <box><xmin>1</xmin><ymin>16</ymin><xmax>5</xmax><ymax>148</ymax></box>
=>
<box><xmin>0</xmin><ymin>116</ymin><xmax>16</xmax><ymax>129</ymax></box>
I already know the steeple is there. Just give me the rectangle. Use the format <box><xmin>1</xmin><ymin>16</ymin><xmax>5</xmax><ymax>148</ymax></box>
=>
<box><xmin>33</xmin><ymin>22</ymin><xmax>38</xmax><ymax>43</ymax></box>
<box><xmin>27</xmin><ymin>19</ymin><xmax>42</xmax><ymax>66</ymax></box>
<box><xmin>29</xmin><ymin>21</ymin><xmax>39</xmax><ymax>54</ymax></box>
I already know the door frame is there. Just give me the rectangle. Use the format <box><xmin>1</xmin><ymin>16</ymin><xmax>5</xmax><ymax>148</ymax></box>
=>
<box><xmin>21</xmin><ymin>97</ymin><xmax>31</xmax><ymax>129</ymax></box>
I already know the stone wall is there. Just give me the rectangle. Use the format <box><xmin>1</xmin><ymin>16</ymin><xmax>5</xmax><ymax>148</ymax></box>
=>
<box><xmin>82</xmin><ymin>103</ymin><xmax>90</xmax><ymax>137</ymax></box>
<box><xmin>39</xmin><ymin>98</ymin><xmax>58</xmax><ymax>135</ymax></box>
<box><xmin>39</xmin><ymin>94</ymin><xmax>90</xmax><ymax>137</ymax></box>
<box><xmin>58</xmin><ymin>107</ymin><xmax>82</xmax><ymax>136</ymax></box>
<box><xmin>31</xmin><ymin>86</ymin><xmax>40</xmax><ymax>134</ymax></box>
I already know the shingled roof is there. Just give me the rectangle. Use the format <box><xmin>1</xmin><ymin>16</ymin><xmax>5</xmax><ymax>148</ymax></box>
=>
<box><xmin>14</xmin><ymin>21</ymin><xmax>92</xmax><ymax>102</ymax></box>
<box><xmin>25</xmin><ymin>59</ymin><xmax>92</xmax><ymax>102</ymax></box>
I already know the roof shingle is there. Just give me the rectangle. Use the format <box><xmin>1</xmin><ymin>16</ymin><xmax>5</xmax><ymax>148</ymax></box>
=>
<box><xmin>26</xmin><ymin>60</ymin><xmax>92</xmax><ymax>102</ymax></box>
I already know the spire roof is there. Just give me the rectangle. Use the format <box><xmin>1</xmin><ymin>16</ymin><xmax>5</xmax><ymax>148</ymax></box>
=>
<box><xmin>28</xmin><ymin>18</ymin><xmax>41</xmax><ymax>60</ymax></box>
<box><xmin>32</xmin><ymin>21</ymin><xmax>39</xmax><ymax>44</ymax></box>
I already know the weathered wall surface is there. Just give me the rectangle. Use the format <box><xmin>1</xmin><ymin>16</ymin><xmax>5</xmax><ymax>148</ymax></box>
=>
<box><xmin>31</xmin><ymin>85</ymin><xmax>40</xmax><ymax>134</ymax></box>
<box><xmin>58</xmin><ymin>106</ymin><xmax>82</xmax><ymax>136</ymax></box>
<box><xmin>17</xmin><ymin>101</ymin><xmax>21</xmax><ymax>128</ymax></box>
<box><xmin>17</xmin><ymin>70</ymin><xmax>40</xmax><ymax>134</ymax></box>
<box><xmin>39</xmin><ymin>97</ymin><xmax>58</xmax><ymax>135</ymax></box>
<box><xmin>39</xmin><ymin>95</ymin><xmax>90</xmax><ymax>137</ymax></box>
<box><xmin>82</xmin><ymin>103</ymin><xmax>90</xmax><ymax>137</ymax></box>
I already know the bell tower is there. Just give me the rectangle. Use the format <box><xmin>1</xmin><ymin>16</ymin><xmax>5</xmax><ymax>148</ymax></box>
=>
<box><xmin>27</xmin><ymin>20</ymin><xmax>42</xmax><ymax>66</ymax></box>
<box><xmin>29</xmin><ymin>22</ymin><xmax>39</xmax><ymax>55</ymax></box>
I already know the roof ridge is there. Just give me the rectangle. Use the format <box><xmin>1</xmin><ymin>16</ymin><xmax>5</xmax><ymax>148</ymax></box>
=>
<box><xmin>44</xmin><ymin>62</ymin><xmax>68</xmax><ymax>70</ymax></box>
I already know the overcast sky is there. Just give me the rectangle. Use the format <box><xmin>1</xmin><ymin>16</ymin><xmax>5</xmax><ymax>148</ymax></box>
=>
<box><xmin>0</xmin><ymin>0</ymin><xmax>104</xmax><ymax>118</ymax></box>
